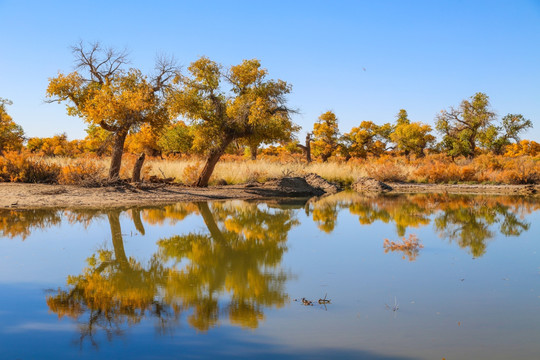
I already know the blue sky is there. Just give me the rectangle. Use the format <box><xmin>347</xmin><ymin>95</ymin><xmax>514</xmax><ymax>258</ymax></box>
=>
<box><xmin>0</xmin><ymin>0</ymin><xmax>539</xmax><ymax>140</ymax></box>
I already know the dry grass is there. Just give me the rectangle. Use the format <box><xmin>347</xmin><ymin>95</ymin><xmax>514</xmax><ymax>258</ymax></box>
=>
<box><xmin>146</xmin><ymin>157</ymin><xmax>365</xmax><ymax>185</ymax></box>
<box><xmin>2</xmin><ymin>152</ymin><xmax>539</xmax><ymax>186</ymax></box>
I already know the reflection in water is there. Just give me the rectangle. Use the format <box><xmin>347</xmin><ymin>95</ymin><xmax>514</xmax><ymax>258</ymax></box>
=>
<box><xmin>383</xmin><ymin>234</ymin><xmax>424</xmax><ymax>261</ymax></box>
<box><xmin>0</xmin><ymin>209</ymin><xmax>62</xmax><ymax>239</ymax></box>
<box><xmin>308</xmin><ymin>192</ymin><xmax>536</xmax><ymax>256</ymax></box>
<box><xmin>159</xmin><ymin>202</ymin><xmax>297</xmax><ymax>330</ymax></box>
<box><xmin>46</xmin><ymin>202</ymin><xmax>298</xmax><ymax>345</ymax></box>
<box><xmin>0</xmin><ymin>193</ymin><xmax>536</xmax><ymax>349</ymax></box>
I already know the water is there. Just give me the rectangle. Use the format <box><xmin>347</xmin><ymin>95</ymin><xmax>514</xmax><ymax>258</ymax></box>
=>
<box><xmin>0</xmin><ymin>192</ymin><xmax>539</xmax><ymax>359</ymax></box>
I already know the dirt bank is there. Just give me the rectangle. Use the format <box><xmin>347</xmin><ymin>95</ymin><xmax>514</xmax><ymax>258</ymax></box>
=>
<box><xmin>0</xmin><ymin>181</ymin><xmax>321</xmax><ymax>209</ymax></box>
<box><xmin>0</xmin><ymin>182</ymin><xmax>538</xmax><ymax>210</ymax></box>
<box><xmin>387</xmin><ymin>183</ymin><xmax>539</xmax><ymax>195</ymax></box>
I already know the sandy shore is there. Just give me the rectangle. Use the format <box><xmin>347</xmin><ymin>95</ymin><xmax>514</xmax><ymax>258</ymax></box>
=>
<box><xmin>0</xmin><ymin>182</ymin><xmax>538</xmax><ymax>209</ymax></box>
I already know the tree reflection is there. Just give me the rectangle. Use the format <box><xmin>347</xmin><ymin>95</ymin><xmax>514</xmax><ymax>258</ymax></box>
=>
<box><xmin>47</xmin><ymin>210</ymin><xmax>173</xmax><ymax>347</ymax></box>
<box><xmin>158</xmin><ymin>202</ymin><xmax>297</xmax><ymax>330</ymax></box>
<box><xmin>307</xmin><ymin>192</ymin><xmax>535</xmax><ymax>257</ymax></box>
<box><xmin>0</xmin><ymin>209</ymin><xmax>62</xmax><ymax>239</ymax></box>
<box><xmin>46</xmin><ymin>201</ymin><xmax>297</xmax><ymax>345</ymax></box>
<box><xmin>434</xmin><ymin>199</ymin><xmax>530</xmax><ymax>257</ymax></box>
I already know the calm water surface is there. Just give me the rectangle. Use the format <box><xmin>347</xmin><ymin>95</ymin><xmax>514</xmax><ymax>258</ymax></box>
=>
<box><xmin>0</xmin><ymin>193</ymin><xmax>539</xmax><ymax>359</ymax></box>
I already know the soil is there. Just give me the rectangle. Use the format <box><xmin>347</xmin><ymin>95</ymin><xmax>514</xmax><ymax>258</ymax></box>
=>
<box><xmin>0</xmin><ymin>181</ymin><xmax>538</xmax><ymax>210</ymax></box>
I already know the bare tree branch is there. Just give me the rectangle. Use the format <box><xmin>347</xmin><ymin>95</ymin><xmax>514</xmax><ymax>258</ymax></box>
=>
<box><xmin>71</xmin><ymin>41</ymin><xmax>129</xmax><ymax>83</ymax></box>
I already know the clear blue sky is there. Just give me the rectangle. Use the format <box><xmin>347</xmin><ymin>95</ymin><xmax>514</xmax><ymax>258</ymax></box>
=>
<box><xmin>1</xmin><ymin>0</ymin><xmax>539</xmax><ymax>141</ymax></box>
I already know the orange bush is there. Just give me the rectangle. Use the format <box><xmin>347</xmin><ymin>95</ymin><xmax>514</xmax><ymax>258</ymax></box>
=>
<box><xmin>0</xmin><ymin>151</ymin><xmax>60</xmax><ymax>183</ymax></box>
<box><xmin>494</xmin><ymin>157</ymin><xmax>539</xmax><ymax>184</ymax></box>
<box><xmin>58</xmin><ymin>159</ymin><xmax>106</xmax><ymax>186</ymax></box>
<box><xmin>364</xmin><ymin>157</ymin><xmax>407</xmax><ymax>182</ymax></box>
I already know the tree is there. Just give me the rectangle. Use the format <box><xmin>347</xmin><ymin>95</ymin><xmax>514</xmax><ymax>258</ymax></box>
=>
<box><xmin>295</xmin><ymin>133</ymin><xmax>313</xmax><ymax>163</ymax></box>
<box><xmin>46</xmin><ymin>42</ymin><xmax>178</xmax><ymax>180</ymax></box>
<box><xmin>82</xmin><ymin>124</ymin><xmax>112</xmax><ymax>155</ymax></box>
<box><xmin>157</xmin><ymin>121</ymin><xmax>194</xmax><ymax>156</ymax></box>
<box><xmin>311</xmin><ymin>111</ymin><xmax>339</xmax><ymax>162</ymax></box>
<box><xmin>395</xmin><ymin>109</ymin><xmax>410</xmax><ymax>126</ymax></box>
<box><xmin>0</xmin><ymin>98</ymin><xmax>25</xmax><ymax>154</ymax></box>
<box><xmin>342</xmin><ymin>121</ymin><xmax>393</xmax><ymax>158</ymax></box>
<box><xmin>435</xmin><ymin>92</ymin><xmax>496</xmax><ymax>158</ymax></box>
<box><xmin>505</xmin><ymin>139</ymin><xmax>540</xmax><ymax>157</ymax></box>
<box><xmin>125</xmin><ymin>123</ymin><xmax>162</xmax><ymax>156</ymax></box>
<box><xmin>169</xmin><ymin>57</ymin><xmax>296</xmax><ymax>187</ymax></box>
<box><xmin>480</xmin><ymin>113</ymin><xmax>532</xmax><ymax>155</ymax></box>
<box><xmin>390</xmin><ymin>109</ymin><xmax>434</xmax><ymax>157</ymax></box>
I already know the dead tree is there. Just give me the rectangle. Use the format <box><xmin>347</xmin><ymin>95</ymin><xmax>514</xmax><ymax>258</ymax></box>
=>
<box><xmin>297</xmin><ymin>133</ymin><xmax>312</xmax><ymax>163</ymax></box>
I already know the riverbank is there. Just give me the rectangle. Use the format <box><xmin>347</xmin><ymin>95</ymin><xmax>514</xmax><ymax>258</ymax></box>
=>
<box><xmin>0</xmin><ymin>181</ymin><xmax>538</xmax><ymax>209</ymax></box>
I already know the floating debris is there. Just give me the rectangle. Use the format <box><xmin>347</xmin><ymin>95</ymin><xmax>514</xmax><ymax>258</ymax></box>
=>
<box><xmin>318</xmin><ymin>293</ymin><xmax>331</xmax><ymax>304</ymax></box>
<box><xmin>385</xmin><ymin>297</ymin><xmax>399</xmax><ymax>312</ymax></box>
<box><xmin>383</xmin><ymin>234</ymin><xmax>423</xmax><ymax>261</ymax></box>
<box><xmin>294</xmin><ymin>294</ymin><xmax>332</xmax><ymax>307</ymax></box>
<box><xmin>301</xmin><ymin>297</ymin><xmax>313</xmax><ymax>306</ymax></box>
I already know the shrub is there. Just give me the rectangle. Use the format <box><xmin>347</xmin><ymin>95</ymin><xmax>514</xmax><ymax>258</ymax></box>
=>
<box><xmin>364</xmin><ymin>158</ymin><xmax>407</xmax><ymax>182</ymax></box>
<box><xmin>183</xmin><ymin>162</ymin><xmax>202</xmax><ymax>185</ymax></box>
<box><xmin>0</xmin><ymin>151</ymin><xmax>60</xmax><ymax>183</ymax></box>
<box><xmin>58</xmin><ymin>158</ymin><xmax>106</xmax><ymax>186</ymax></box>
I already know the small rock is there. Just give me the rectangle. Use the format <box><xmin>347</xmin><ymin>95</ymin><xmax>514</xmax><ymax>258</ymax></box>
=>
<box><xmin>303</xmin><ymin>173</ymin><xmax>341</xmax><ymax>194</ymax></box>
<box><xmin>352</xmin><ymin>177</ymin><xmax>393</xmax><ymax>193</ymax></box>
<box><xmin>262</xmin><ymin>177</ymin><xmax>325</xmax><ymax>197</ymax></box>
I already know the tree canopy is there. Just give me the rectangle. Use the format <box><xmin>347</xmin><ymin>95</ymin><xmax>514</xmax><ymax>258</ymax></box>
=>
<box><xmin>311</xmin><ymin>111</ymin><xmax>340</xmax><ymax>162</ymax></box>
<box><xmin>436</xmin><ymin>92</ymin><xmax>496</xmax><ymax>158</ymax></box>
<box><xmin>390</xmin><ymin>109</ymin><xmax>434</xmax><ymax>157</ymax></box>
<box><xmin>168</xmin><ymin>57</ymin><xmax>297</xmax><ymax>186</ymax></box>
<box><xmin>46</xmin><ymin>42</ymin><xmax>178</xmax><ymax>179</ymax></box>
<box><xmin>0</xmin><ymin>98</ymin><xmax>25</xmax><ymax>153</ymax></box>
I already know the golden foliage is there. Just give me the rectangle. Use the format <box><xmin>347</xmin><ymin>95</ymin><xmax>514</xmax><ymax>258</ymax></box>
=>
<box><xmin>0</xmin><ymin>98</ymin><xmax>24</xmax><ymax>153</ymax></box>
<box><xmin>505</xmin><ymin>140</ymin><xmax>540</xmax><ymax>157</ymax></box>
<box><xmin>311</xmin><ymin>111</ymin><xmax>339</xmax><ymax>162</ymax></box>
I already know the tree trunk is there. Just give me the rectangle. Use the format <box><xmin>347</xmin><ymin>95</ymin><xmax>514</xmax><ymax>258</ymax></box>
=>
<box><xmin>131</xmin><ymin>208</ymin><xmax>146</xmax><ymax>235</ymax></box>
<box><xmin>250</xmin><ymin>144</ymin><xmax>258</xmax><ymax>160</ymax></box>
<box><xmin>305</xmin><ymin>134</ymin><xmax>312</xmax><ymax>163</ymax></box>
<box><xmin>197</xmin><ymin>202</ymin><xmax>226</xmax><ymax>243</ymax></box>
<box><xmin>193</xmin><ymin>136</ymin><xmax>233</xmax><ymax>187</ymax></box>
<box><xmin>108</xmin><ymin>130</ymin><xmax>128</xmax><ymax>180</ymax></box>
<box><xmin>107</xmin><ymin>211</ymin><xmax>130</xmax><ymax>270</ymax></box>
<box><xmin>131</xmin><ymin>152</ymin><xmax>146</xmax><ymax>183</ymax></box>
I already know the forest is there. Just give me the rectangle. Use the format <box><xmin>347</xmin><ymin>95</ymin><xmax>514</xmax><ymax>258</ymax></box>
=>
<box><xmin>1</xmin><ymin>43</ymin><xmax>538</xmax><ymax>187</ymax></box>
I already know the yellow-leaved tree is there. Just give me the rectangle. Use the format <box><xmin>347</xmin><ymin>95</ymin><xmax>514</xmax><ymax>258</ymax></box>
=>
<box><xmin>390</xmin><ymin>109</ymin><xmax>435</xmax><ymax>157</ymax></box>
<box><xmin>0</xmin><ymin>98</ymin><xmax>25</xmax><ymax>154</ymax></box>
<box><xmin>169</xmin><ymin>57</ymin><xmax>297</xmax><ymax>187</ymax></box>
<box><xmin>46</xmin><ymin>42</ymin><xmax>178</xmax><ymax>180</ymax></box>
<box><xmin>311</xmin><ymin>111</ymin><xmax>339</xmax><ymax>162</ymax></box>
<box><xmin>342</xmin><ymin>121</ymin><xmax>393</xmax><ymax>158</ymax></box>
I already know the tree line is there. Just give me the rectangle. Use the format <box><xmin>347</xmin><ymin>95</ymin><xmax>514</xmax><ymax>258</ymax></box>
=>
<box><xmin>0</xmin><ymin>42</ymin><xmax>536</xmax><ymax>186</ymax></box>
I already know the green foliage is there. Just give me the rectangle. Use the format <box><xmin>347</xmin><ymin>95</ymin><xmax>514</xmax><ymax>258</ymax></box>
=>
<box><xmin>157</xmin><ymin>121</ymin><xmax>195</xmax><ymax>155</ymax></box>
<box><xmin>436</xmin><ymin>92</ymin><xmax>496</xmax><ymax>158</ymax></box>
<box><xmin>480</xmin><ymin>113</ymin><xmax>532</xmax><ymax>155</ymax></box>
